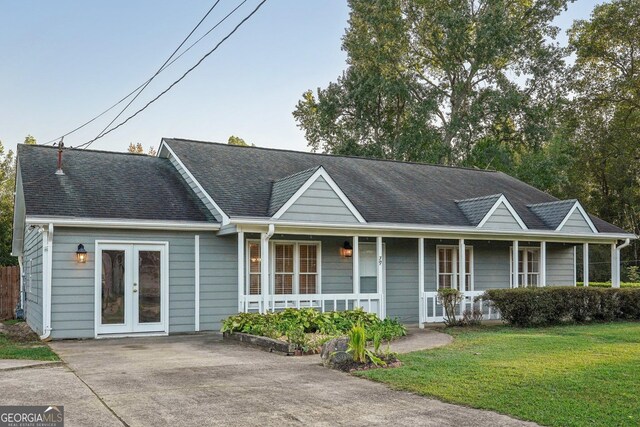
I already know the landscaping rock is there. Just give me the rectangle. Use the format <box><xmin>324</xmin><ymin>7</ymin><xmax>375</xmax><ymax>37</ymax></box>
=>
<box><xmin>321</xmin><ymin>337</ymin><xmax>352</xmax><ymax>368</ymax></box>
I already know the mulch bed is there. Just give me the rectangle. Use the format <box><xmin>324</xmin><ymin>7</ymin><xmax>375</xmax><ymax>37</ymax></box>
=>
<box><xmin>338</xmin><ymin>354</ymin><xmax>402</xmax><ymax>372</ymax></box>
<box><xmin>0</xmin><ymin>321</ymin><xmax>39</xmax><ymax>343</ymax></box>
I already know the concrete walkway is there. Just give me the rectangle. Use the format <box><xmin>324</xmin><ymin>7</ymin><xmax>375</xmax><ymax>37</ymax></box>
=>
<box><xmin>20</xmin><ymin>334</ymin><xmax>540</xmax><ymax>427</ymax></box>
<box><xmin>386</xmin><ymin>326</ymin><xmax>452</xmax><ymax>353</ymax></box>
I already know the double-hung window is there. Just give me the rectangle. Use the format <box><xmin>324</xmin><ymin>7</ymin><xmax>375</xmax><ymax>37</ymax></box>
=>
<box><xmin>246</xmin><ymin>240</ymin><xmax>320</xmax><ymax>296</ymax></box>
<box><xmin>511</xmin><ymin>247</ymin><xmax>540</xmax><ymax>287</ymax></box>
<box><xmin>436</xmin><ymin>246</ymin><xmax>473</xmax><ymax>291</ymax></box>
<box><xmin>247</xmin><ymin>242</ymin><xmax>262</xmax><ymax>295</ymax></box>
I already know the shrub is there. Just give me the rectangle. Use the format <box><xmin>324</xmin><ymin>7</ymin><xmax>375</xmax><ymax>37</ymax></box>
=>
<box><xmin>483</xmin><ymin>287</ymin><xmax>640</xmax><ymax>327</ymax></box>
<box><xmin>438</xmin><ymin>288</ymin><xmax>463</xmax><ymax>326</ymax></box>
<box><xmin>347</xmin><ymin>323</ymin><xmax>384</xmax><ymax>366</ymax></box>
<box><xmin>221</xmin><ymin>308</ymin><xmax>406</xmax><ymax>342</ymax></box>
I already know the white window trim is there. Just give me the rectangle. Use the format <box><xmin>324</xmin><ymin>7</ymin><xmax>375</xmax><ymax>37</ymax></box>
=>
<box><xmin>270</xmin><ymin>240</ymin><xmax>322</xmax><ymax>295</ymax></box>
<box><xmin>510</xmin><ymin>246</ymin><xmax>541</xmax><ymax>287</ymax></box>
<box><xmin>246</xmin><ymin>239</ymin><xmax>262</xmax><ymax>296</ymax></box>
<box><xmin>245</xmin><ymin>240</ymin><xmax>322</xmax><ymax>295</ymax></box>
<box><xmin>436</xmin><ymin>245</ymin><xmax>474</xmax><ymax>291</ymax></box>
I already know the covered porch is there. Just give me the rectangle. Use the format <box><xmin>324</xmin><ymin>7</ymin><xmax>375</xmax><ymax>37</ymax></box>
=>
<box><xmin>229</xmin><ymin>223</ymin><xmax>630</xmax><ymax>325</ymax></box>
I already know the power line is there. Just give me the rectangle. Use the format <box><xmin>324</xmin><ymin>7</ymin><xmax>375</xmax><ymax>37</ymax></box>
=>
<box><xmin>77</xmin><ymin>0</ymin><xmax>268</xmax><ymax>150</ymax></box>
<box><xmin>42</xmin><ymin>0</ymin><xmax>248</xmax><ymax>146</ymax></box>
<box><xmin>90</xmin><ymin>0</ymin><xmax>222</xmax><ymax>143</ymax></box>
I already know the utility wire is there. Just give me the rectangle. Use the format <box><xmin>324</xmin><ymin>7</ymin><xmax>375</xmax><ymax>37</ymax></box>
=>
<box><xmin>42</xmin><ymin>0</ymin><xmax>248</xmax><ymax>146</ymax></box>
<box><xmin>77</xmin><ymin>0</ymin><xmax>267</xmax><ymax>150</ymax></box>
<box><xmin>90</xmin><ymin>0</ymin><xmax>222</xmax><ymax>142</ymax></box>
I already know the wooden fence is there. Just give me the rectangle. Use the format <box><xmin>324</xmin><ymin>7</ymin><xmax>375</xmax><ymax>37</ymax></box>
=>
<box><xmin>0</xmin><ymin>265</ymin><xmax>20</xmax><ymax>320</ymax></box>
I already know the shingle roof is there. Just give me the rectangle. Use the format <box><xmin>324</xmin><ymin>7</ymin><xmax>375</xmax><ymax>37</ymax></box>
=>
<box><xmin>18</xmin><ymin>144</ymin><xmax>215</xmax><ymax>222</ymax></box>
<box><xmin>528</xmin><ymin>200</ymin><xmax>577</xmax><ymax>229</ymax></box>
<box><xmin>268</xmin><ymin>166</ymin><xmax>320</xmax><ymax>216</ymax></box>
<box><xmin>456</xmin><ymin>194</ymin><xmax>502</xmax><ymax>226</ymax></box>
<box><xmin>162</xmin><ymin>138</ymin><xmax>625</xmax><ymax>233</ymax></box>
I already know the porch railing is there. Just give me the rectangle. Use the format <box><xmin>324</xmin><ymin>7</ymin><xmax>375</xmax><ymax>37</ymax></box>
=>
<box><xmin>420</xmin><ymin>290</ymin><xmax>501</xmax><ymax>323</ymax></box>
<box><xmin>241</xmin><ymin>293</ymin><xmax>384</xmax><ymax>318</ymax></box>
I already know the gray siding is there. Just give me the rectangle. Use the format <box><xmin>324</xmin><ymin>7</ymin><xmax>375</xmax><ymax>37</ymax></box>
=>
<box><xmin>481</xmin><ymin>203</ymin><xmax>523</xmax><ymax>230</ymax></box>
<box><xmin>559</xmin><ymin>209</ymin><xmax>593</xmax><ymax>233</ymax></box>
<box><xmin>385</xmin><ymin>239</ymin><xmax>419</xmax><ymax>323</ymax></box>
<box><xmin>547</xmin><ymin>245</ymin><xmax>576</xmax><ymax>286</ymax></box>
<box><xmin>472</xmin><ymin>241</ymin><xmax>511</xmax><ymax>290</ymax></box>
<box><xmin>199</xmin><ymin>234</ymin><xmax>238</xmax><ymax>331</ymax></box>
<box><xmin>169</xmin><ymin>155</ymin><xmax>223</xmax><ymax>222</ymax></box>
<box><xmin>24</xmin><ymin>226</ymin><xmax>43</xmax><ymax>335</ymax></box>
<box><xmin>279</xmin><ymin>176</ymin><xmax>360</xmax><ymax>223</ymax></box>
<box><xmin>49</xmin><ymin>228</ymin><xmax>236</xmax><ymax>339</ymax></box>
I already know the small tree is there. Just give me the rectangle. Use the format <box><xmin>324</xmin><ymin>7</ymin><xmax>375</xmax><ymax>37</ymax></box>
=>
<box><xmin>438</xmin><ymin>288</ymin><xmax>463</xmax><ymax>326</ymax></box>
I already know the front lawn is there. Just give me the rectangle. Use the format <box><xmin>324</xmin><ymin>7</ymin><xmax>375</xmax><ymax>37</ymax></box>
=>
<box><xmin>0</xmin><ymin>320</ymin><xmax>58</xmax><ymax>361</ymax></box>
<box><xmin>358</xmin><ymin>322</ymin><xmax>640</xmax><ymax>427</ymax></box>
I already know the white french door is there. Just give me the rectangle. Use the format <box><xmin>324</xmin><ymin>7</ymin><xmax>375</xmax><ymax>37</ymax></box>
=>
<box><xmin>95</xmin><ymin>242</ymin><xmax>168</xmax><ymax>336</ymax></box>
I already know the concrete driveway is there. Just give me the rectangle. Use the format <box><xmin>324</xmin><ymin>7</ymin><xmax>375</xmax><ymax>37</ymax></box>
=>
<box><xmin>7</xmin><ymin>335</ymin><xmax>537</xmax><ymax>426</ymax></box>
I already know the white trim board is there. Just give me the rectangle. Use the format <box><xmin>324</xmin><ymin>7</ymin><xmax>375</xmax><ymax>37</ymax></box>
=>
<box><xmin>477</xmin><ymin>195</ymin><xmax>528</xmax><ymax>230</ymax></box>
<box><xmin>229</xmin><ymin>218</ymin><xmax>634</xmax><ymax>243</ymax></box>
<box><xmin>271</xmin><ymin>166</ymin><xmax>366</xmax><ymax>223</ymax></box>
<box><xmin>556</xmin><ymin>201</ymin><xmax>598</xmax><ymax>233</ymax></box>
<box><xmin>26</xmin><ymin>216</ymin><xmax>220</xmax><ymax>231</ymax></box>
<box><xmin>158</xmin><ymin>140</ymin><xmax>230</xmax><ymax>225</ymax></box>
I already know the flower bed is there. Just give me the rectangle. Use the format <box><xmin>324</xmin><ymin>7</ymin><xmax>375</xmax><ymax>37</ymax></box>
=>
<box><xmin>221</xmin><ymin>308</ymin><xmax>406</xmax><ymax>355</ymax></box>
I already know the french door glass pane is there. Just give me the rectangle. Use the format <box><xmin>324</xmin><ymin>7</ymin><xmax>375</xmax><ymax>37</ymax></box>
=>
<box><xmin>138</xmin><ymin>251</ymin><xmax>161</xmax><ymax>323</ymax></box>
<box><xmin>102</xmin><ymin>250</ymin><xmax>126</xmax><ymax>324</ymax></box>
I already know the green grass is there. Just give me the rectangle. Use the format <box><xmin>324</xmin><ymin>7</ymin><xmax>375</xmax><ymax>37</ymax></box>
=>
<box><xmin>358</xmin><ymin>322</ymin><xmax>640</xmax><ymax>427</ymax></box>
<box><xmin>0</xmin><ymin>321</ymin><xmax>58</xmax><ymax>361</ymax></box>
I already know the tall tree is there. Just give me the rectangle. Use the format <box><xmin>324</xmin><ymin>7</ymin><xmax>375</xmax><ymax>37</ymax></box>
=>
<box><xmin>566</xmin><ymin>0</ymin><xmax>640</xmax><ymax>267</ymax></box>
<box><xmin>0</xmin><ymin>141</ymin><xmax>16</xmax><ymax>266</ymax></box>
<box><xmin>294</xmin><ymin>0</ymin><xmax>570</xmax><ymax>164</ymax></box>
<box><xmin>127</xmin><ymin>143</ymin><xmax>156</xmax><ymax>156</ymax></box>
<box><xmin>23</xmin><ymin>135</ymin><xmax>36</xmax><ymax>145</ymax></box>
<box><xmin>228</xmin><ymin>135</ymin><xmax>253</xmax><ymax>146</ymax></box>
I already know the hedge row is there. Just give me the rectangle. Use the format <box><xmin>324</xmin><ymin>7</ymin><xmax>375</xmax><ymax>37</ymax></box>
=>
<box><xmin>576</xmin><ymin>282</ymin><xmax>640</xmax><ymax>288</ymax></box>
<box><xmin>483</xmin><ymin>287</ymin><xmax>640</xmax><ymax>327</ymax></box>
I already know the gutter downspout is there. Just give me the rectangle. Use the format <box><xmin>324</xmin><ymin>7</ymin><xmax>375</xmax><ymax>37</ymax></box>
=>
<box><xmin>17</xmin><ymin>255</ymin><xmax>24</xmax><ymax>312</ymax></box>
<box><xmin>40</xmin><ymin>223</ymin><xmax>53</xmax><ymax>341</ymax></box>
<box><xmin>261</xmin><ymin>224</ymin><xmax>275</xmax><ymax>313</ymax></box>
<box><xmin>614</xmin><ymin>238</ymin><xmax>631</xmax><ymax>288</ymax></box>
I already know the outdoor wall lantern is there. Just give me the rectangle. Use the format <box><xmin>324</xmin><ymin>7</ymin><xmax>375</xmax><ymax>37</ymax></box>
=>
<box><xmin>340</xmin><ymin>241</ymin><xmax>353</xmax><ymax>258</ymax></box>
<box><xmin>76</xmin><ymin>244</ymin><xmax>88</xmax><ymax>263</ymax></box>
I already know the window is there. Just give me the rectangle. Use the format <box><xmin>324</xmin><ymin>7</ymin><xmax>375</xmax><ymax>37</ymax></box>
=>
<box><xmin>298</xmin><ymin>244</ymin><xmax>318</xmax><ymax>294</ymax></box>
<box><xmin>247</xmin><ymin>242</ymin><xmax>261</xmax><ymax>295</ymax></box>
<box><xmin>247</xmin><ymin>240</ymin><xmax>321</xmax><ymax>296</ymax></box>
<box><xmin>511</xmin><ymin>247</ymin><xmax>540</xmax><ymax>287</ymax></box>
<box><xmin>436</xmin><ymin>246</ymin><xmax>473</xmax><ymax>291</ymax></box>
<box><xmin>274</xmin><ymin>243</ymin><xmax>295</xmax><ymax>294</ymax></box>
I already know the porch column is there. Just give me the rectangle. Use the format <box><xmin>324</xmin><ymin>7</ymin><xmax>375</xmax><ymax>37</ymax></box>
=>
<box><xmin>260</xmin><ymin>232</ymin><xmax>270</xmax><ymax>313</ymax></box>
<box><xmin>458</xmin><ymin>239</ymin><xmax>466</xmax><ymax>292</ymax></box>
<box><xmin>583</xmin><ymin>243</ymin><xmax>589</xmax><ymax>287</ymax></box>
<box><xmin>540</xmin><ymin>241</ymin><xmax>547</xmax><ymax>287</ymax></box>
<box><xmin>512</xmin><ymin>240</ymin><xmax>519</xmax><ymax>288</ymax></box>
<box><xmin>195</xmin><ymin>235</ymin><xmax>200</xmax><ymax>332</ymax></box>
<box><xmin>418</xmin><ymin>238</ymin><xmax>425</xmax><ymax>329</ymax></box>
<box><xmin>376</xmin><ymin>236</ymin><xmax>384</xmax><ymax>319</ymax></box>
<box><xmin>611</xmin><ymin>243</ymin><xmax>619</xmax><ymax>288</ymax></box>
<box><xmin>237</xmin><ymin>230</ymin><xmax>244</xmax><ymax>312</ymax></box>
<box><xmin>352</xmin><ymin>236</ymin><xmax>359</xmax><ymax>296</ymax></box>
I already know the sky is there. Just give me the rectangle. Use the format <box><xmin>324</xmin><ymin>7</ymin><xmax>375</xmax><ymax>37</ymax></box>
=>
<box><xmin>0</xmin><ymin>0</ymin><xmax>604</xmax><ymax>154</ymax></box>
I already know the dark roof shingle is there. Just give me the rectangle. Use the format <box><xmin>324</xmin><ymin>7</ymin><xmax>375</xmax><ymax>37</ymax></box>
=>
<box><xmin>162</xmin><ymin>138</ymin><xmax>625</xmax><ymax>233</ymax></box>
<box><xmin>456</xmin><ymin>194</ymin><xmax>502</xmax><ymax>226</ymax></box>
<box><xmin>18</xmin><ymin>144</ymin><xmax>215</xmax><ymax>222</ymax></box>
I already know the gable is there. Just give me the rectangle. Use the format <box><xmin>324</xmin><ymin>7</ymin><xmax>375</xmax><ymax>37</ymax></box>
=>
<box><xmin>479</xmin><ymin>202</ymin><xmax>525</xmax><ymax>231</ymax></box>
<box><xmin>558</xmin><ymin>208</ymin><xmax>595</xmax><ymax>233</ymax></box>
<box><xmin>278</xmin><ymin>176</ymin><xmax>361</xmax><ymax>223</ymax></box>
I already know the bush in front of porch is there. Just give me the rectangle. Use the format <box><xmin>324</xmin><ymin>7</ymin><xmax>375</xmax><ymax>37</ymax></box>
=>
<box><xmin>221</xmin><ymin>308</ymin><xmax>406</xmax><ymax>354</ymax></box>
<box><xmin>483</xmin><ymin>287</ymin><xmax>640</xmax><ymax>326</ymax></box>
